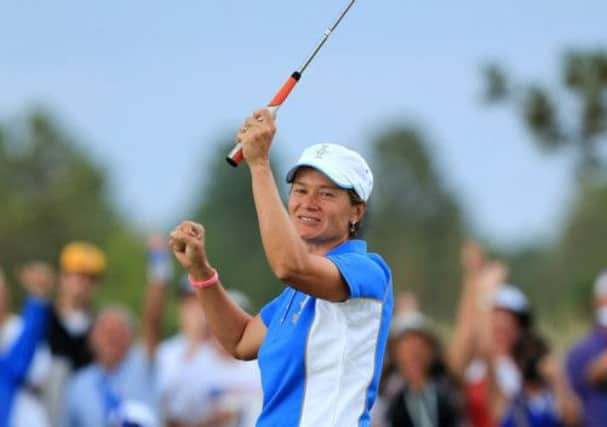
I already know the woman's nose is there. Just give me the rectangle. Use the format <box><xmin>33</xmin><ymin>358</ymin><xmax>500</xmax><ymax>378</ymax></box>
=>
<box><xmin>301</xmin><ymin>193</ymin><xmax>321</xmax><ymax>210</ymax></box>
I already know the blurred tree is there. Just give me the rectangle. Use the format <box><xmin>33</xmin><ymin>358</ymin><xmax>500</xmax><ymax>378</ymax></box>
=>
<box><xmin>483</xmin><ymin>50</ymin><xmax>607</xmax><ymax>327</ymax></box>
<box><xmin>189</xmin><ymin>140</ymin><xmax>286</xmax><ymax>309</ymax></box>
<box><xmin>482</xmin><ymin>48</ymin><xmax>607</xmax><ymax>178</ymax></box>
<box><xmin>499</xmin><ymin>177</ymin><xmax>607</xmax><ymax>326</ymax></box>
<box><xmin>0</xmin><ymin>108</ymin><xmax>144</xmax><ymax>307</ymax></box>
<box><xmin>95</xmin><ymin>230</ymin><xmax>146</xmax><ymax>312</ymax></box>
<box><xmin>365</xmin><ymin>126</ymin><xmax>465</xmax><ymax>320</ymax></box>
<box><xmin>548</xmin><ymin>178</ymin><xmax>607</xmax><ymax>316</ymax></box>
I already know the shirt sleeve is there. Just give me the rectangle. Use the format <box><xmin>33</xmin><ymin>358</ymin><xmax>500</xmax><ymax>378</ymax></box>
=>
<box><xmin>566</xmin><ymin>345</ymin><xmax>588</xmax><ymax>398</ymax></box>
<box><xmin>0</xmin><ymin>297</ymin><xmax>49</xmax><ymax>385</ymax></box>
<box><xmin>260</xmin><ymin>290</ymin><xmax>289</xmax><ymax>327</ymax></box>
<box><xmin>326</xmin><ymin>252</ymin><xmax>391</xmax><ymax>300</ymax></box>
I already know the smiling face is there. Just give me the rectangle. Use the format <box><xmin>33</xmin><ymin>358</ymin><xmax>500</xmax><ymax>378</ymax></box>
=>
<box><xmin>90</xmin><ymin>309</ymin><xmax>133</xmax><ymax>370</ymax></box>
<box><xmin>288</xmin><ymin>167</ymin><xmax>365</xmax><ymax>252</ymax></box>
<box><xmin>59</xmin><ymin>271</ymin><xmax>98</xmax><ymax>309</ymax></box>
<box><xmin>491</xmin><ymin>308</ymin><xmax>521</xmax><ymax>355</ymax></box>
<box><xmin>393</xmin><ymin>332</ymin><xmax>434</xmax><ymax>384</ymax></box>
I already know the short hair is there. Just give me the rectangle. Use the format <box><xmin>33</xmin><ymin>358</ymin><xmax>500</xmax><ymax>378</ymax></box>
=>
<box><xmin>96</xmin><ymin>305</ymin><xmax>136</xmax><ymax>336</ymax></box>
<box><xmin>348</xmin><ymin>190</ymin><xmax>366</xmax><ymax>238</ymax></box>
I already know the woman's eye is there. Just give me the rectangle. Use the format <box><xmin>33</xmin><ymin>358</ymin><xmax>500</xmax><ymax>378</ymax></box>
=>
<box><xmin>320</xmin><ymin>191</ymin><xmax>335</xmax><ymax>198</ymax></box>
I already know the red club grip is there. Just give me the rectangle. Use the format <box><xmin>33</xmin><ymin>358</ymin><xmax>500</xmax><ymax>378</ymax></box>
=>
<box><xmin>226</xmin><ymin>72</ymin><xmax>301</xmax><ymax>167</ymax></box>
<box><xmin>269</xmin><ymin>72</ymin><xmax>301</xmax><ymax>107</ymax></box>
<box><xmin>226</xmin><ymin>144</ymin><xmax>244</xmax><ymax>167</ymax></box>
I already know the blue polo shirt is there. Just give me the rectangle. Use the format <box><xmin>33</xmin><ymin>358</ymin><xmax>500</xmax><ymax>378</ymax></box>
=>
<box><xmin>65</xmin><ymin>347</ymin><xmax>158</xmax><ymax>427</ymax></box>
<box><xmin>257</xmin><ymin>239</ymin><xmax>393</xmax><ymax>427</ymax></box>
<box><xmin>566</xmin><ymin>327</ymin><xmax>607</xmax><ymax>427</ymax></box>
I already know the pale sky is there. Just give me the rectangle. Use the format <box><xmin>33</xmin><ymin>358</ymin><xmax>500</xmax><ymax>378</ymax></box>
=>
<box><xmin>1</xmin><ymin>1</ymin><xmax>605</xmax><ymax>247</ymax></box>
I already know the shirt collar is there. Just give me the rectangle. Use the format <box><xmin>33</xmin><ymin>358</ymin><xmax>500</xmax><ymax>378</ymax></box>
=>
<box><xmin>326</xmin><ymin>239</ymin><xmax>367</xmax><ymax>256</ymax></box>
<box><xmin>97</xmin><ymin>349</ymin><xmax>132</xmax><ymax>377</ymax></box>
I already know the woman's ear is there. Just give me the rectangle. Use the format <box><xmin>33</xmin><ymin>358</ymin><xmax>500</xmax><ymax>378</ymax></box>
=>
<box><xmin>351</xmin><ymin>203</ymin><xmax>366</xmax><ymax>224</ymax></box>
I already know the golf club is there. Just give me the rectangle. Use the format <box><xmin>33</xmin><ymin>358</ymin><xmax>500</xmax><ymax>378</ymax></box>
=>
<box><xmin>226</xmin><ymin>0</ymin><xmax>357</xmax><ymax>167</ymax></box>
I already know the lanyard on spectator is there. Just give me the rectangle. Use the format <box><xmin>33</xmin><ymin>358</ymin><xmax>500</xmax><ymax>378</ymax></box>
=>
<box><xmin>99</xmin><ymin>373</ymin><xmax>122</xmax><ymax>423</ymax></box>
<box><xmin>404</xmin><ymin>384</ymin><xmax>438</xmax><ymax>427</ymax></box>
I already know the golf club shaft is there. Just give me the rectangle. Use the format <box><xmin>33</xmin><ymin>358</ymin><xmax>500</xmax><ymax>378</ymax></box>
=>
<box><xmin>226</xmin><ymin>0</ymin><xmax>357</xmax><ymax>167</ymax></box>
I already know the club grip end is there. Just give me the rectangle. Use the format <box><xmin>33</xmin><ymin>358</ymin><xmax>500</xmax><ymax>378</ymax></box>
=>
<box><xmin>226</xmin><ymin>143</ymin><xmax>244</xmax><ymax>167</ymax></box>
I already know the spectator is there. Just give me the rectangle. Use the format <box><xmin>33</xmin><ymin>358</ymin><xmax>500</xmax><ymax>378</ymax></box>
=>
<box><xmin>501</xmin><ymin>332</ymin><xmax>579</xmax><ymax>427</ymax></box>
<box><xmin>157</xmin><ymin>282</ymin><xmax>262</xmax><ymax>427</ymax></box>
<box><xmin>64</xmin><ymin>305</ymin><xmax>159</xmax><ymax>427</ymax></box>
<box><xmin>170</xmin><ymin>134</ymin><xmax>393</xmax><ymax>426</ymax></box>
<box><xmin>566</xmin><ymin>269</ymin><xmax>607</xmax><ymax>427</ymax></box>
<box><xmin>394</xmin><ymin>292</ymin><xmax>420</xmax><ymax>316</ymax></box>
<box><xmin>203</xmin><ymin>291</ymin><xmax>263</xmax><ymax>427</ymax></box>
<box><xmin>7</xmin><ymin>264</ymin><xmax>55</xmax><ymax>427</ymax></box>
<box><xmin>448</xmin><ymin>242</ymin><xmax>529</xmax><ymax>426</ymax></box>
<box><xmin>156</xmin><ymin>274</ymin><xmax>217</xmax><ymax>426</ymax></box>
<box><xmin>372</xmin><ymin>292</ymin><xmax>422</xmax><ymax>427</ymax></box>
<box><xmin>64</xmin><ymin>238</ymin><xmax>168</xmax><ymax>427</ymax></box>
<box><xmin>385</xmin><ymin>311</ymin><xmax>461</xmax><ymax>427</ymax></box>
<box><xmin>144</xmin><ymin>235</ymin><xmax>224</xmax><ymax>427</ymax></box>
<box><xmin>45</xmin><ymin>241</ymin><xmax>106</xmax><ymax>426</ymax></box>
<box><xmin>0</xmin><ymin>263</ymin><xmax>55</xmax><ymax>427</ymax></box>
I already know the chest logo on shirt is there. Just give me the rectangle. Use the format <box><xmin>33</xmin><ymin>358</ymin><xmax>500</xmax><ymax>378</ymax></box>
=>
<box><xmin>292</xmin><ymin>296</ymin><xmax>310</xmax><ymax>324</ymax></box>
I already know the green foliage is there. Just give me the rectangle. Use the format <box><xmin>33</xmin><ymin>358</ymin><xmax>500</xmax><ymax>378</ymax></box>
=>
<box><xmin>482</xmin><ymin>48</ymin><xmax>607</xmax><ymax>175</ymax></box>
<box><xmin>522</xmin><ymin>86</ymin><xmax>563</xmax><ymax>147</ymax></box>
<box><xmin>365</xmin><ymin>126</ymin><xmax>465</xmax><ymax>320</ymax></box>
<box><xmin>500</xmin><ymin>178</ymin><xmax>607</xmax><ymax>325</ymax></box>
<box><xmin>0</xmin><ymin>108</ymin><xmax>145</xmax><ymax>310</ymax></box>
<box><xmin>482</xmin><ymin>63</ymin><xmax>510</xmax><ymax>102</ymax></box>
<box><xmin>481</xmin><ymin>49</ymin><xmax>607</xmax><ymax>327</ymax></box>
<box><xmin>95</xmin><ymin>229</ymin><xmax>146</xmax><ymax>311</ymax></box>
<box><xmin>0</xmin><ymin>109</ymin><xmax>114</xmax><ymax>267</ymax></box>
<box><xmin>549</xmin><ymin>179</ymin><xmax>607</xmax><ymax>314</ymax></box>
<box><xmin>0</xmin><ymin>110</ymin><xmax>110</xmax><ymax>261</ymax></box>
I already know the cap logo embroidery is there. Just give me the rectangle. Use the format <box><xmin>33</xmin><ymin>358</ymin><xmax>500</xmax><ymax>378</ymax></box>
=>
<box><xmin>314</xmin><ymin>145</ymin><xmax>330</xmax><ymax>159</ymax></box>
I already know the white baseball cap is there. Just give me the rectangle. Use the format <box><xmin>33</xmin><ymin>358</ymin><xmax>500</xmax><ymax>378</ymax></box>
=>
<box><xmin>389</xmin><ymin>311</ymin><xmax>433</xmax><ymax>339</ymax></box>
<box><xmin>493</xmin><ymin>285</ymin><xmax>529</xmax><ymax>314</ymax></box>
<box><xmin>593</xmin><ymin>270</ymin><xmax>607</xmax><ymax>298</ymax></box>
<box><xmin>286</xmin><ymin>143</ymin><xmax>374</xmax><ymax>202</ymax></box>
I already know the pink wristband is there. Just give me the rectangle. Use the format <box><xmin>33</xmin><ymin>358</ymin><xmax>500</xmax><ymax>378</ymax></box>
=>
<box><xmin>188</xmin><ymin>270</ymin><xmax>219</xmax><ymax>289</ymax></box>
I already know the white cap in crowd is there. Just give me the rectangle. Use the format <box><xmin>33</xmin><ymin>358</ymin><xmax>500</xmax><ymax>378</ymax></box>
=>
<box><xmin>493</xmin><ymin>285</ymin><xmax>529</xmax><ymax>314</ymax></box>
<box><xmin>389</xmin><ymin>311</ymin><xmax>433</xmax><ymax>339</ymax></box>
<box><xmin>593</xmin><ymin>270</ymin><xmax>607</xmax><ymax>298</ymax></box>
<box><xmin>286</xmin><ymin>143</ymin><xmax>374</xmax><ymax>202</ymax></box>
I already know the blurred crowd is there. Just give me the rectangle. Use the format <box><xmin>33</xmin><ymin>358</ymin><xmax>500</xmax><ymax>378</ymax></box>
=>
<box><xmin>0</xmin><ymin>238</ymin><xmax>262</xmax><ymax>427</ymax></box>
<box><xmin>1</xmin><ymin>238</ymin><xmax>607</xmax><ymax>427</ymax></box>
<box><xmin>371</xmin><ymin>242</ymin><xmax>607</xmax><ymax>427</ymax></box>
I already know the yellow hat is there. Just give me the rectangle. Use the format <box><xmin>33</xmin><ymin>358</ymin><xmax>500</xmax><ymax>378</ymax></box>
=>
<box><xmin>60</xmin><ymin>242</ymin><xmax>106</xmax><ymax>276</ymax></box>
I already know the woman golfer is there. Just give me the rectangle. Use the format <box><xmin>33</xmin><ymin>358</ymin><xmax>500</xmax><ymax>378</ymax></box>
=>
<box><xmin>170</xmin><ymin>108</ymin><xmax>393</xmax><ymax>427</ymax></box>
